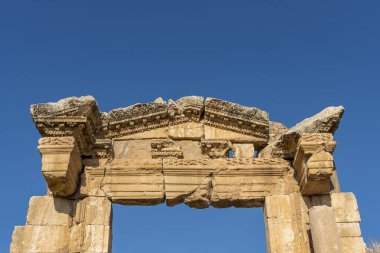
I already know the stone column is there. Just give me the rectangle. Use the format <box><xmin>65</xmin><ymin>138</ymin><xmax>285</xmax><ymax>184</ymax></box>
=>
<box><xmin>309</xmin><ymin>205</ymin><xmax>342</xmax><ymax>253</ymax></box>
<box><xmin>264</xmin><ymin>193</ymin><xmax>311</xmax><ymax>253</ymax></box>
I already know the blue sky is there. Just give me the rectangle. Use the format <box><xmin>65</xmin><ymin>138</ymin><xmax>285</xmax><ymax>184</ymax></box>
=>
<box><xmin>0</xmin><ymin>1</ymin><xmax>379</xmax><ymax>252</ymax></box>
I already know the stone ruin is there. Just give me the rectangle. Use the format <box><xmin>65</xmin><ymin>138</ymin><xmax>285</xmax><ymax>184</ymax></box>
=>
<box><xmin>10</xmin><ymin>96</ymin><xmax>367</xmax><ymax>253</ymax></box>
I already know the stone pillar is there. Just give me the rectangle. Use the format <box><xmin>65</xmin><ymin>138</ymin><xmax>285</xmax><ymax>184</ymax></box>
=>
<box><xmin>264</xmin><ymin>193</ymin><xmax>311</xmax><ymax>253</ymax></box>
<box><xmin>309</xmin><ymin>192</ymin><xmax>366</xmax><ymax>253</ymax></box>
<box><xmin>70</xmin><ymin>197</ymin><xmax>113</xmax><ymax>253</ymax></box>
<box><xmin>10</xmin><ymin>196</ymin><xmax>73</xmax><ymax>253</ymax></box>
<box><xmin>10</xmin><ymin>195</ymin><xmax>112</xmax><ymax>253</ymax></box>
<box><xmin>309</xmin><ymin>205</ymin><xmax>342</xmax><ymax>253</ymax></box>
<box><xmin>331</xmin><ymin>193</ymin><xmax>366</xmax><ymax>253</ymax></box>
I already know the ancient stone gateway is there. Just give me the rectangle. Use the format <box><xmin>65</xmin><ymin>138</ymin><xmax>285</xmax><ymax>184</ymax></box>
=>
<box><xmin>10</xmin><ymin>96</ymin><xmax>367</xmax><ymax>253</ymax></box>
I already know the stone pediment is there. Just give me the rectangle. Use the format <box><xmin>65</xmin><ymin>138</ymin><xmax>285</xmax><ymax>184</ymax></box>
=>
<box><xmin>31</xmin><ymin>96</ymin><xmax>270</xmax><ymax>155</ymax></box>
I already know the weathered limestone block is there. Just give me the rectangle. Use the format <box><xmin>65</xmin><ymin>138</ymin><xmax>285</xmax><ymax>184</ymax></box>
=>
<box><xmin>101</xmin><ymin>159</ymin><xmax>164</xmax><ymax>205</ymax></box>
<box><xmin>163</xmin><ymin>158</ymin><xmax>292</xmax><ymax>208</ymax></box>
<box><xmin>331</xmin><ymin>193</ymin><xmax>366</xmax><ymax>253</ymax></box>
<box><xmin>163</xmin><ymin>158</ymin><xmax>214</xmax><ymax>208</ymax></box>
<box><xmin>73</xmin><ymin>197</ymin><xmax>112</xmax><ymax>225</ymax></box>
<box><xmin>337</xmin><ymin>222</ymin><xmax>362</xmax><ymax>237</ymax></box>
<box><xmin>331</xmin><ymin>192</ymin><xmax>361</xmax><ymax>223</ymax></box>
<box><xmin>310</xmin><ymin>193</ymin><xmax>366</xmax><ymax>253</ymax></box>
<box><xmin>168</xmin><ymin>122</ymin><xmax>204</xmax><ymax>140</ymax></box>
<box><xmin>260</xmin><ymin>106</ymin><xmax>344</xmax><ymax>159</ymax></box>
<box><xmin>70</xmin><ymin>224</ymin><xmax>112</xmax><ymax>253</ymax></box>
<box><xmin>11</xmin><ymin>225</ymin><xmax>70</xmax><ymax>253</ymax></box>
<box><xmin>232</xmin><ymin>143</ymin><xmax>254</xmax><ymax>158</ymax></box>
<box><xmin>340</xmin><ymin>237</ymin><xmax>366</xmax><ymax>253</ymax></box>
<box><xmin>177</xmin><ymin>140</ymin><xmax>204</xmax><ymax>159</ymax></box>
<box><xmin>211</xmin><ymin>158</ymin><xmax>294</xmax><ymax>208</ymax></box>
<box><xmin>38</xmin><ymin>137</ymin><xmax>82</xmax><ymax>196</ymax></box>
<box><xmin>113</xmin><ymin>140</ymin><xmax>154</xmax><ymax>160</ymax></box>
<box><xmin>205</xmin><ymin>125</ymin><xmax>266</xmax><ymax>143</ymax></box>
<box><xmin>69</xmin><ymin>197</ymin><xmax>112</xmax><ymax>253</ymax></box>
<box><xmin>80</xmin><ymin>159</ymin><xmax>107</xmax><ymax>197</ymax></box>
<box><xmin>309</xmin><ymin>205</ymin><xmax>342</xmax><ymax>253</ymax></box>
<box><xmin>26</xmin><ymin>196</ymin><xmax>73</xmax><ymax>226</ymax></box>
<box><xmin>264</xmin><ymin>193</ymin><xmax>311</xmax><ymax>253</ymax></box>
<box><xmin>10</xmin><ymin>195</ymin><xmax>74</xmax><ymax>253</ymax></box>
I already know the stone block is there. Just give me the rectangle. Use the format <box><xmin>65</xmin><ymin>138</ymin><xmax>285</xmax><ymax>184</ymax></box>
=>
<box><xmin>113</xmin><ymin>140</ymin><xmax>153</xmax><ymax>160</ymax></box>
<box><xmin>340</xmin><ymin>236</ymin><xmax>366</xmax><ymax>253</ymax></box>
<box><xmin>168</xmin><ymin>122</ymin><xmax>204</xmax><ymax>140</ymax></box>
<box><xmin>10</xmin><ymin>225</ymin><xmax>70</xmax><ymax>253</ymax></box>
<box><xmin>264</xmin><ymin>194</ymin><xmax>311</xmax><ymax>253</ymax></box>
<box><xmin>101</xmin><ymin>159</ymin><xmax>164</xmax><ymax>205</ymax></box>
<box><xmin>232</xmin><ymin>143</ymin><xmax>254</xmax><ymax>158</ymax></box>
<box><xmin>26</xmin><ymin>196</ymin><xmax>73</xmax><ymax>226</ymax></box>
<box><xmin>337</xmin><ymin>222</ymin><xmax>362</xmax><ymax>237</ymax></box>
<box><xmin>70</xmin><ymin>224</ymin><xmax>112</xmax><ymax>253</ymax></box>
<box><xmin>205</xmin><ymin>125</ymin><xmax>267</xmax><ymax>143</ymax></box>
<box><xmin>331</xmin><ymin>192</ymin><xmax>361</xmax><ymax>222</ymax></box>
<box><xmin>73</xmin><ymin>197</ymin><xmax>112</xmax><ymax>225</ymax></box>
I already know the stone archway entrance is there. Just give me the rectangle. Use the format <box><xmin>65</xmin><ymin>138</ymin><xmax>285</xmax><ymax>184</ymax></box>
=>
<box><xmin>11</xmin><ymin>96</ymin><xmax>366</xmax><ymax>253</ymax></box>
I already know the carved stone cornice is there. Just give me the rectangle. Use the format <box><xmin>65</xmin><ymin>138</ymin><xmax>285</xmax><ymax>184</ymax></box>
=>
<box><xmin>168</xmin><ymin>96</ymin><xmax>204</xmax><ymax>125</ymax></box>
<box><xmin>31</xmin><ymin>96</ymin><xmax>101</xmax><ymax>155</ymax></box>
<box><xmin>204</xmin><ymin>98</ymin><xmax>269</xmax><ymax>140</ymax></box>
<box><xmin>101</xmin><ymin>100</ymin><xmax>169</xmax><ymax>139</ymax></box>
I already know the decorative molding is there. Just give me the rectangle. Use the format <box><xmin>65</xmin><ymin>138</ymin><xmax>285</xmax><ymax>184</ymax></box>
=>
<box><xmin>200</xmin><ymin>139</ymin><xmax>231</xmax><ymax>158</ymax></box>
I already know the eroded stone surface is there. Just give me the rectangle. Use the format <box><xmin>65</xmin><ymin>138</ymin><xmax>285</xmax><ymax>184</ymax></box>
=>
<box><xmin>260</xmin><ymin>106</ymin><xmax>344</xmax><ymax>159</ymax></box>
<box><xmin>11</xmin><ymin>96</ymin><xmax>367</xmax><ymax>253</ymax></box>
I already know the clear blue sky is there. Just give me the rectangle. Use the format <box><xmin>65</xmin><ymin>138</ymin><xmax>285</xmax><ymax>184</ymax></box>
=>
<box><xmin>0</xmin><ymin>1</ymin><xmax>379</xmax><ymax>252</ymax></box>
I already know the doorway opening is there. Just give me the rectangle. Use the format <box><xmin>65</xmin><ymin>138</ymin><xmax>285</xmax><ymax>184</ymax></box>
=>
<box><xmin>112</xmin><ymin>204</ymin><xmax>267</xmax><ymax>253</ymax></box>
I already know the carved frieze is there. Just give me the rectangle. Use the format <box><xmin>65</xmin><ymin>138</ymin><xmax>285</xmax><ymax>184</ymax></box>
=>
<box><xmin>93</xmin><ymin>139</ymin><xmax>113</xmax><ymax>159</ymax></box>
<box><xmin>200</xmin><ymin>139</ymin><xmax>232</xmax><ymax>158</ymax></box>
<box><xmin>151</xmin><ymin>139</ymin><xmax>183</xmax><ymax>159</ymax></box>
